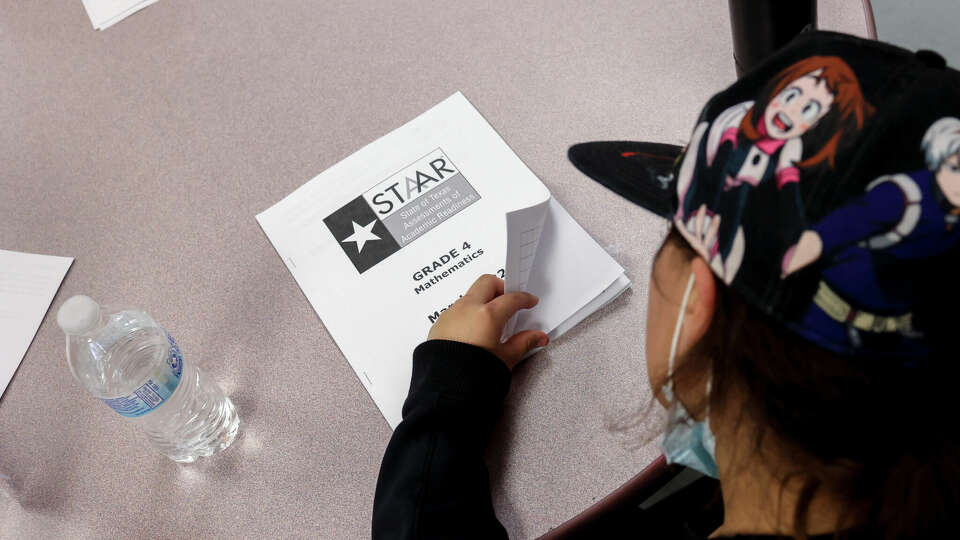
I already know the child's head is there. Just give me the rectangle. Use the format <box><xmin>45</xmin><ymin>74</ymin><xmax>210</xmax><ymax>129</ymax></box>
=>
<box><xmin>646</xmin><ymin>225</ymin><xmax>959</xmax><ymax>538</ymax></box>
<box><xmin>570</xmin><ymin>30</ymin><xmax>960</xmax><ymax>540</ymax></box>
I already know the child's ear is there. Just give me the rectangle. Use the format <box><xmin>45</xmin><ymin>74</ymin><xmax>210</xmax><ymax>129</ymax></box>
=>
<box><xmin>681</xmin><ymin>256</ymin><xmax>717</xmax><ymax>353</ymax></box>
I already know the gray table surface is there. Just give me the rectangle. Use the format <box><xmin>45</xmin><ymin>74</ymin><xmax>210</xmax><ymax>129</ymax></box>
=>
<box><xmin>0</xmin><ymin>2</ymin><xmax>868</xmax><ymax>538</ymax></box>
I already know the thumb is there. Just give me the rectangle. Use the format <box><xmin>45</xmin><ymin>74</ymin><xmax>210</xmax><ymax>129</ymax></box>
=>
<box><xmin>497</xmin><ymin>330</ymin><xmax>549</xmax><ymax>369</ymax></box>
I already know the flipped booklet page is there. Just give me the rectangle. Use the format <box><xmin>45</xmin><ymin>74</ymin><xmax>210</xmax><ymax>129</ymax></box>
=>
<box><xmin>257</xmin><ymin>92</ymin><xmax>629</xmax><ymax>428</ymax></box>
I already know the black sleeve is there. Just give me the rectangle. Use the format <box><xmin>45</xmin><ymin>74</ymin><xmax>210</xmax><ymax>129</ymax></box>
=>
<box><xmin>372</xmin><ymin>339</ymin><xmax>512</xmax><ymax>540</ymax></box>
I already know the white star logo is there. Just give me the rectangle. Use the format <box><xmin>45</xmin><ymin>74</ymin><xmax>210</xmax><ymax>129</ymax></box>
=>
<box><xmin>341</xmin><ymin>220</ymin><xmax>381</xmax><ymax>253</ymax></box>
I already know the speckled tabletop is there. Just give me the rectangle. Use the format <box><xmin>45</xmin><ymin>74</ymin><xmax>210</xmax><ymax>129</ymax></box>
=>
<box><xmin>0</xmin><ymin>1</ymin><xmax>868</xmax><ymax>538</ymax></box>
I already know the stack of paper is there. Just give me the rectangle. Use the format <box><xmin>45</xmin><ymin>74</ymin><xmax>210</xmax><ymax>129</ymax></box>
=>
<box><xmin>81</xmin><ymin>0</ymin><xmax>157</xmax><ymax>30</ymax></box>
<box><xmin>0</xmin><ymin>250</ymin><xmax>73</xmax><ymax>399</ymax></box>
<box><xmin>257</xmin><ymin>92</ymin><xmax>629</xmax><ymax>428</ymax></box>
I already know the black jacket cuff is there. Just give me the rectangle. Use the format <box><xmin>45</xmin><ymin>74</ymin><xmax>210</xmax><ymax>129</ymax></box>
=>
<box><xmin>404</xmin><ymin>340</ymin><xmax>512</xmax><ymax>423</ymax></box>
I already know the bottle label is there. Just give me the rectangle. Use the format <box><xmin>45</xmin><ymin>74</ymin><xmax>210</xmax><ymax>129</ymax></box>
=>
<box><xmin>100</xmin><ymin>330</ymin><xmax>184</xmax><ymax>418</ymax></box>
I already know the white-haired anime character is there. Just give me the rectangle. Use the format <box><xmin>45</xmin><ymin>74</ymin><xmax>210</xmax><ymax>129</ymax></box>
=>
<box><xmin>922</xmin><ymin>116</ymin><xmax>960</xmax><ymax>204</ymax></box>
<box><xmin>780</xmin><ymin>117</ymin><xmax>960</xmax><ymax>352</ymax></box>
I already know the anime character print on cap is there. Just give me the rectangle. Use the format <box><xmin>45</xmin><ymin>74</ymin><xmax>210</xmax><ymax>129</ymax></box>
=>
<box><xmin>674</xmin><ymin>56</ymin><xmax>874</xmax><ymax>284</ymax></box>
<box><xmin>782</xmin><ymin>117</ymin><xmax>960</xmax><ymax>352</ymax></box>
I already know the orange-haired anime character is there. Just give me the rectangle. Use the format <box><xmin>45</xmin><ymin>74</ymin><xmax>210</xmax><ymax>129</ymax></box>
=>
<box><xmin>674</xmin><ymin>56</ymin><xmax>875</xmax><ymax>283</ymax></box>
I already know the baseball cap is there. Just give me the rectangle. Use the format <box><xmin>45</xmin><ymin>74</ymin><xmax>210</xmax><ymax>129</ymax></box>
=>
<box><xmin>569</xmin><ymin>30</ymin><xmax>960</xmax><ymax>358</ymax></box>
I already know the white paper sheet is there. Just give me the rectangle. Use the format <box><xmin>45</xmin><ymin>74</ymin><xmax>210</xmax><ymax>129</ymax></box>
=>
<box><xmin>81</xmin><ymin>0</ymin><xmax>157</xmax><ymax>30</ymax></box>
<box><xmin>502</xmin><ymin>198</ymin><xmax>550</xmax><ymax>338</ymax></box>
<box><xmin>512</xmin><ymin>198</ymin><xmax>629</xmax><ymax>336</ymax></box>
<box><xmin>257</xmin><ymin>92</ymin><xmax>627</xmax><ymax>428</ymax></box>
<box><xmin>0</xmin><ymin>250</ymin><xmax>73</xmax><ymax>399</ymax></box>
<box><xmin>548</xmin><ymin>274</ymin><xmax>631</xmax><ymax>340</ymax></box>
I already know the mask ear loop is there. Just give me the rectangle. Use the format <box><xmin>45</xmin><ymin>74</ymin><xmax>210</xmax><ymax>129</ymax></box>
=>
<box><xmin>702</xmin><ymin>366</ymin><xmax>717</xmax><ymax>460</ymax></box>
<box><xmin>704</xmin><ymin>375</ymin><xmax>713</xmax><ymax>417</ymax></box>
<box><xmin>664</xmin><ymin>273</ymin><xmax>697</xmax><ymax>403</ymax></box>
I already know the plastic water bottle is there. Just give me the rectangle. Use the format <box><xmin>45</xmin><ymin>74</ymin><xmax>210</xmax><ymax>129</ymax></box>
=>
<box><xmin>56</xmin><ymin>295</ymin><xmax>239</xmax><ymax>463</ymax></box>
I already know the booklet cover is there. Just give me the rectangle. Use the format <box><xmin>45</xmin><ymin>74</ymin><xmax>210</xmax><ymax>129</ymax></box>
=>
<box><xmin>257</xmin><ymin>92</ymin><xmax>628</xmax><ymax>428</ymax></box>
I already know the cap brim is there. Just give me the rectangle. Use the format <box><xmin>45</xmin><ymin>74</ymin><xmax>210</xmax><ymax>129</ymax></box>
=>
<box><xmin>568</xmin><ymin>141</ymin><xmax>681</xmax><ymax>218</ymax></box>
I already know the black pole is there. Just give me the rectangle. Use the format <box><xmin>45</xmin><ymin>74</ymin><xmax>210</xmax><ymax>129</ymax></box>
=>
<box><xmin>729</xmin><ymin>0</ymin><xmax>817</xmax><ymax>77</ymax></box>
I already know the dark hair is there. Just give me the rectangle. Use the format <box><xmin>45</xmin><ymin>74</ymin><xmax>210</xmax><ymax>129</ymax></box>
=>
<box><xmin>657</xmin><ymin>225</ymin><xmax>960</xmax><ymax>539</ymax></box>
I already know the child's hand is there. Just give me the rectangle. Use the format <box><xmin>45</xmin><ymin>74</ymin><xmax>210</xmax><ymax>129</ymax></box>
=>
<box><xmin>428</xmin><ymin>274</ymin><xmax>548</xmax><ymax>369</ymax></box>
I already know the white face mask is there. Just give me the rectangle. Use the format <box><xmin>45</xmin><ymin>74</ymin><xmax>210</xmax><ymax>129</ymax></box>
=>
<box><xmin>659</xmin><ymin>273</ymin><xmax>719</xmax><ymax>478</ymax></box>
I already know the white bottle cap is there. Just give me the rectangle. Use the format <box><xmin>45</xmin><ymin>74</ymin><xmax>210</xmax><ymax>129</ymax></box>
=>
<box><xmin>57</xmin><ymin>295</ymin><xmax>101</xmax><ymax>335</ymax></box>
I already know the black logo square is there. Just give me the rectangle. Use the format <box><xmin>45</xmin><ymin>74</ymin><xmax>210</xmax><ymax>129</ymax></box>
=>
<box><xmin>324</xmin><ymin>196</ymin><xmax>401</xmax><ymax>274</ymax></box>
